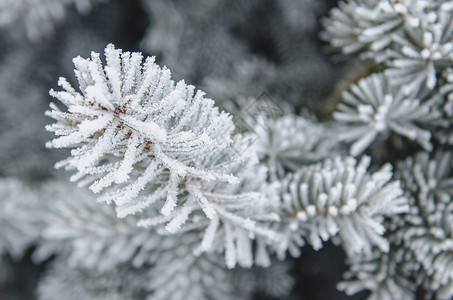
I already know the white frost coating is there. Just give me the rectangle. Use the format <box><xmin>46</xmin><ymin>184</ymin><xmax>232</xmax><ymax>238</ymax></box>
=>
<box><xmin>334</xmin><ymin>73</ymin><xmax>443</xmax><ymax>156</ymax></box>
<box><xmin>322</xmin><ymin>0</ymin><xmax>453</xmax><ymax>90</ymax></box>
<box><xmin>340</xmin><ymin>150</ymin><xmax>453</xmax><ymax>300</ymax></box>
<box><xmin>47</xmin><ymin>44</ymin><xmax>239</xmax><ymax>219</ymax></box>
<box><xmin>393</xmin><ymin>150</ymin><xmax>453</xmax><ymax>299</ymax></box>
<box><xmin>47</xmin><ymin>45</ymin><xmax>283</xmax><ymax>270</ymax></box>
<box><xmin>280</xmin><ymin>156</ymin><xmax>408</xmax><ymax>258</ymax></box>
<box><xmin>250</xmin><ymin>113</ymin><xmax>339</xmax><ymax>180</ymax></box>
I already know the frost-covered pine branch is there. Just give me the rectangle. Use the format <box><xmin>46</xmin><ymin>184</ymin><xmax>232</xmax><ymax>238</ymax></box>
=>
<box><xmin>46</xmin><ymin>44</ymin><xmax>282</xmax><ymax>269</ymax></box>
<box><xmin>338</xmin><ymin>248</ymin><xmax>415</xmax><ymax>300</ymax></box>
<box><xmin>395</xmin><ymin>150</ymin><xmax>453</xmax><ymax>299</ymax></box>
<box><xmin>323</xmin><ymin>0</ymin><xmax>453</xmax><ymax>92</ymax></box>
<box><xmin>334</xmin><ymin>72</ymin><xmax>444</xmax><ymax>156</ymax></box>
<box><xmin>339</xmin><ymin>150</ymin><xmax>453</xmax><ymax>299</ymax></box>
<box><xmin>7</xmin><ymin>0</ymin><xmax>453</xmax><ymax>298</ymax></box>
<box><xmin>321</xmin><ymin>0</ymin><xmax>403</xmax><ymax>58</ymax></box>
<box><xmin>136</xmin><ymin>150</ymin><xmax>280</xmax><ymax>269</ymax></box>
<box><xmin>46</xmin><ymin>44</ymin><xmax>237</xmax><ymax>218</ymax></box>
<box><xmin>278</xmin><ymin>156</ymin><xmax>408</xmax><ymax>258</ymax></box>
<box><xmin>250</xmin><ymin>113</ymin><xmax>340</xmax><ymax>180</ymax></box>
<box><xmin>385</xmin><ymin>2</ymin><xmax>453</xmax><ymax>92</ymax></box>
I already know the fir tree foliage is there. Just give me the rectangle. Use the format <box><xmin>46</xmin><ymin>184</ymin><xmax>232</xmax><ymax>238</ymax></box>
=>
<box><xmin>46</xmin><ymin>44</ymin><xmax>281</xmax><ymax>269</ymax></box>
<box><xmin>3</xmin><ymin>0</ymin><xmax>453</xmax><ymax>297</ymax></box>
<box><xmin>338</xmin><ymin>248</ymin><xmax>416</xmax><ymax>300</ymax></box>
<box><xmin>323</xmin><ymin>1</ymin><xmax>453</xmax><ymax>298</ymax></box>
<box><xmin>137</xmin><ymin>152</ymin><xmax>281</xmax><ymax>269</ymax></box>
<box><xmin>323</xmin><ymin>0</ymin><xmax>453</xmax><ymax>92</ymax></box>
<box><xmin>339</xmin><ymin>151</ymin><xmax>453</xmax><ymax>299</ymax></box>
<box><xmin>45</xmin><ymin>44</ymin><xmax>409</xmax><ymax>275</ymax></box>
<box><xmin>395</xmin><ymin>151</ymin><xmax>453</xmax><ymax>299</ymax></box>
<box><xmin>250</xmin><ymin>113</ymin><xmax>339</xmax><ymax>180</ymax></box>
<box><xmin>279</xmin><ymin>156</ymin><xmax>408</xmax><ymax>258</ymax></box>
<box><xmin>334</xmin><ymin>72</ymin><xmax>443</xmax><ymax>156</ymax></box>
<box><xmin>46</xmin><ymin>44</ymin><xmax>238</xmax><ymax>219</ymax></box>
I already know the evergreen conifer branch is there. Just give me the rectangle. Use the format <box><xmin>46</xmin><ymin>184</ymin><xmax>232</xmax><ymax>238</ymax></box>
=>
<box><xmin>323</xmin><ymin>0</ymin><xmax>453</xmax><ymax>91</ymax></box>
<box><xmin>46</xmin><ymin>44</ymin><xmax>239</xmax><ymax>220</ymax></box>
<box><xmin>279</xmin><ymin>156</ymin><xmax>408</xmax><ymax>258</ymax></box>
<box><xmin>334</xmin><ymin>72</ymin><xmax>444</xmax><ymax>156</ymax></box>
<box><xmin>340</xmin><ymin>151</ymin><xmax>453</xmax><ymax>299</ymax></box>
<box><xmin>3</xmin><ymin>0</ymin><xmax>453</xmax><ymax>297</ymax></box>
